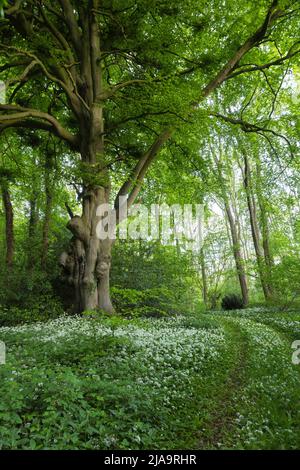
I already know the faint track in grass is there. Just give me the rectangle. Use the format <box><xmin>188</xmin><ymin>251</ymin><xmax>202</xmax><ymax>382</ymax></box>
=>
<box><xmin>197</xmin><ymin>312</ymin><xmax>300</xmax><ymax>449</ymax></box>
<box><xmin>197</xmin><ymin>318</ymin><xmax>249</xmax><ymax>449</ymax></box>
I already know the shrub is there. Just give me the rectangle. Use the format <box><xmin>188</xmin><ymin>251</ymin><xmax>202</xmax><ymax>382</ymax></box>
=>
<box><xmin>221</xmin><ymin>293</ymin><xmax>244</xmax><ymax>311</ymax></box>
<box><xmin>111</xmin><ymin>287</ymin><xmax>178</xmax><ymax>318</ymax></box>
<box><xmin>0</xmin><ymin>295</ymin><xmax>64</xmax><ymax>326</ymax></box>
<box><xmin>271</xmin><ymin>257</ymin><xmax>300</xmax><ymax>305</ymax></box>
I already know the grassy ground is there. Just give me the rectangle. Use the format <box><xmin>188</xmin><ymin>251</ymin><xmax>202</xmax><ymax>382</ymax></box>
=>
<box><xmin>0</xmin><ymin>308</ymin><xmax>299</xmax><ymax>450</ymax></box>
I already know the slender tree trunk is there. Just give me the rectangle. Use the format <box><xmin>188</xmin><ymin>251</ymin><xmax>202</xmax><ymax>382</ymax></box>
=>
<box><xmin>41</xmin><ymin>188</ymin><xmax>52</xmax><ymax>268</ymax></box>
<box><xmin>243</xmin><ymin>154</ymin><xmax>272</xmax><ymax>300</ymax></box>
<box><xmin>213</xmin><ymin>152</ymin><xmax>249</xmax><ymax>305</ymax></box>
<box><xmin>200</xmin><ymin>247</ymin><xmax>208</xmax><ymax>307</ymax></box>
<box><xmin>1</xmin><ymin>185</ymin><xmax>14</xmax><ymax>268</ymax></box>
<box><xmin>41</xmin><ymin>154</ymin><xmax>53</xmax><ymax>269</ymax></box>
<box><xmin>28</xmin><ymin>195</ymin><xmax>38</xmax><ymax>240</ymax></box>
<box><xmin>256</xmin><ymin>162</ymin><xmax>274</xmax><ymax>291</ymax></box>
<box><xmin>27</xmin><ymin>190</ymin><xmax>39</xmax><ymax>270</ymax></box>
<box><xmin>224</xmin><ymin>202</ymin><xmax>249</xmax><ymax>305</ymax></box>
<box><xmin>260</xmin><ymin>203</ymin><xmax>274</xmax><ymax>269</ymax></box>
<box><xmin>259</xmin><ymin>204</ymin><xmax>274</xmax><ymax>298</ymax></box>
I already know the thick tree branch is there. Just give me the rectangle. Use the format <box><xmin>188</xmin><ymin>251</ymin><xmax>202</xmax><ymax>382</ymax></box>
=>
<box><xmin>38</xmin><ymin>4</ymin><xmax>77</xmax><ymax>67</ymax></box>
<box><xmin>90</xmin><ymin>0</ymin><xmax>102</xmax><ymax>100</ymax></box>
<box><xmin>0</xmin><ymin>104</ymin><xmax>79</xmax><ymax>148</ymax></box>
<box><xmin>6</xmin><ymin>60</ymin><xmax>38</xmax><ymax>87</ymax></box>
<box><xmin>201</xmin><ymin>0</ymin><xmax>282</xmax><ymax>98</ymax></box>
<box><xmin>115</xmin><ymin>129</ymin><xmax>173</xmax><ymax>218</ymax></box>
<box><xmin>113</xmin><ymin>1</ymin><xmax>291</xmax><ymax>215</ymax></box>
<box><xmin>226</xmin><ymin>43</ymin><xmax>300</xmax><ymax>80</ymax></box>
<box><xmin>57</xmin><ymin>0</ymin><xmax>82</xmax><ymax>56</ymax></box>
<box><xmin>1</xmin><ymin>45</ymin><xmax>83</xmax><ymax>115</ymax></box>
<box><xmin>96</xmin><ymin>79</ymin><xmax>147</xmax><ymax>101</ymax></box>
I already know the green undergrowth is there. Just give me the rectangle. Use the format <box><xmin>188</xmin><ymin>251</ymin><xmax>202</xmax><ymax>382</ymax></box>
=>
<box><xmin>0</xmin><ymin>308</ymin><xmax>299</xmax><ymax>449</ymax></box>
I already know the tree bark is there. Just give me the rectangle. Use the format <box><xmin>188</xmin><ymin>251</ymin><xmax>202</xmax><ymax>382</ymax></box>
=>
<box><xmin>224</xmin><ymin>202</ymin><xmax>249</xmax><ymax>305</ymax></box>
<box><xmin>243</xmin><ymin>154</ymin><xmax>272</xmax><ymax>300</ymax></box>
<box><xmin>27</xmin><ymin>189</ymin><xmax>39</xmax><ymax>270</ymax></box>
<box><xmin>28</xmin><ymin>194</ymin><xmax>38</xmax><ymax>240</ymax></box>
<box><xmin>60</xmin><ymin>98</ymin><xmax>115</xmax><ymax>313</ymax></box>
<box><xmin>60</xmin><ymin>188</ymin><xmax>114</xmax><ymax>314</ymax></box>
<box><xmin>213</xmin><ymin>152</ymin><xmax>249</xmax><ymax>305</ymax></box>
<box><xmin>260</xmin><ymin>203</ymin><xmax>274</xmax><ymax>269</ymax></box>
<box><xmin>256</xmin><ymin>161</ymin><xmax>274</xmax><ymax>295</ymax></box>
<box><xmin>1</xmin><ymin>185</ymin><xmax>14</xmax><ymax>268</ymax></box>
<box><xmin>200</xmin><ymin>247</ymin><xmax>208</xmax><ymax>307</ymax></box>
<box><xmin>41</xmin><ymin>153</ymin><xmax>53</xmax><ymax>269</ymax></box>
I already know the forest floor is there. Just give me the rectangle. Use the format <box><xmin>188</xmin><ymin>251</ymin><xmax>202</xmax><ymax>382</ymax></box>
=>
<box><xmin>0</xmin><ymin>308</ymin><xmax>300</xmax><ymax>450</ymax></box>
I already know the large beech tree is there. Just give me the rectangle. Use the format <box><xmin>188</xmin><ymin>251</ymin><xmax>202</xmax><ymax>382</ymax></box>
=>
<box><xmin>0</xmin><ymin>0</ymin><xmax>299</xmax><ymax>312</ymax></box>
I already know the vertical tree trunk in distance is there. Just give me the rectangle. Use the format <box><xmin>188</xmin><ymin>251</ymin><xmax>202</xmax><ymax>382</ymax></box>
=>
<box><xmin>224</xmin><ymin>202</ymin><xmax>249</xmax><ymax>306</ymax></box>
<box><xmin>260</xmin><ymin>205</ymin><xmax>273</xmax><ymax>270</ymax></box>
<box><xmin>243</xmin><ymin>154</ymin><xmax>272</xmax><ymax>301</ymax></box>
<box><xmin>27</xmin><ymin>191</ymin><xmax>39</xmax><ymax>270</ymax></box>
<box><xmin>256</xmin><ymin>162</ymin><xmax>274</xmax><ymax>294</ymax></box>
<box><xmin>28</xmin><ymin>195</ymin><xmax>38</xmax><ymax>240</ymax></box>
<box><xmin>41</xmin><ymin>153</ymin><xmax>53</xmax><ymax>269</ymax></box>
<box><xmin>1</xmin><ymin>186</ymin><xmax>14</xmax><ymax>268</ymax></box>
<box><xmin>200</xmin><ymin>247</ymin><xmax>208</xmax><ymax>308</ymax></box>
<box><xmin>213</xmin><ymin>153</ymin><xmax>249</xmax><ymax>306</ymax></box>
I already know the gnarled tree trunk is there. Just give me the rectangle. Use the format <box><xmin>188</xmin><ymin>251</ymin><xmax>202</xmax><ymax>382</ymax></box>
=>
<box><xmin>60</xmin><ymin>100</ymin><xmax>115</xmax><ymax>313</ymax></box>
<box><xmin>60</xmin><ymin>187</ymin><xmax>115</xmax><ymax>313</ymax></box>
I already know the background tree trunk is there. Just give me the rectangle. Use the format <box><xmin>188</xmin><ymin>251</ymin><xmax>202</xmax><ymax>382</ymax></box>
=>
<box><xmin>256</xmin><ymin>161</ymin><xmax>274</xmax><ymax>294</ymax></box>
<box><xmin>41</xmin><ymin>153</ymin><xmax>53</xmax><ymax>269</ymax></box>
<box><xmin>224</xmin><ymin>202</ymin><xmax>249</xmax><ymax>305</ymax></box>
<box><xmin>200</xmin><ymin>247</ymin><xmax>208</xmax><ymax>307</ymax></box>
<box><xmin>27</xmin><ymin>191</ymin><xmax>39</xmax><ymax>270</ymax></box>
<box><xmin>28</xmin><ymin>195</ymin><xmax>38</xmax><ymax>240</ymax></box>
<box><xmin>1</xmin><ymin>186</ymin><xmax>14</xmax><ymax>268</ymax></box>
<box><xmin>243</xmin><ymin>154</ymin><xmax>272</xmax><ymax>300</ymax></box>
<box><xmin>213</xmin><ymin>151</ymin><xmax>249</xmax><ymax>305</ymax></box>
